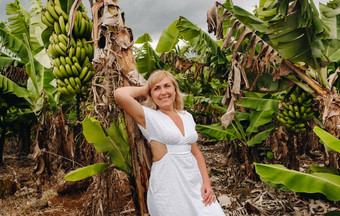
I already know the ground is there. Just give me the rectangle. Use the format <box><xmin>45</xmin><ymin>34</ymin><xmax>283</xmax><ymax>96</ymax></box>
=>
<box><xmin>0</xmin><ymin>140</ymin><xmax>339</xmax><ymax>216</ymax></box>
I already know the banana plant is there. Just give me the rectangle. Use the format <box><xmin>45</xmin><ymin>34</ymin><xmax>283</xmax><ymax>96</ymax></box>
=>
<box><xmin>134</xmin><ymin>33</ymin><xmax>164</xmax><ymax>79</ymax></box>
<box><xmin>64</xmin><ymin>115</ymin><xmax>132</xmax><ymax>181</ymax></box>
<box><xmin>255</xmin><ymin>126</ymin><xmax>340</xmax><ymax>202</ymax></box>
<box><xmin>0</xmin><ymin>0</ymin><xmax>58</xmax><ymax>117</ymax></box>
<box><xmin>196</xmin><ymin>92</ymin><xmax>279</xmax><ymax>146</ymax></box>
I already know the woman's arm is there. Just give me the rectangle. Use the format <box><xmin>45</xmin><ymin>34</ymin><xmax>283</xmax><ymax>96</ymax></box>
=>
<box><xmin>114</xmin><ymin>86</ymin><xmax>148</xmax><ymax>128</ymax></box>
<box><xmin>191</xmin><ymin>143</ymin><xmax>217</xmax><ymax>206</ymax></box>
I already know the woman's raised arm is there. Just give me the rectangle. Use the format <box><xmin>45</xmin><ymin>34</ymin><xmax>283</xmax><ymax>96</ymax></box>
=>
<box><xmin>114</xmin><ymin>86</ymin><xmax>148</xmax><ymax>128</ymax></box>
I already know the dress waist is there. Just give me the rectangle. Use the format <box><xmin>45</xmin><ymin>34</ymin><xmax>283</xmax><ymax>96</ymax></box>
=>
<box><xmin>166</xmin><ymin>144</ymin><xmax>191</xmax><ymax>154</ymax></box>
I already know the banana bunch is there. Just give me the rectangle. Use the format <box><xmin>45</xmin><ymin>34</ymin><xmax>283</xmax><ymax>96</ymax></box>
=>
<box><xmin>42</xmin><ymin>0</ymin><xmax>94</xmax><ymax>96</ymax></box>
<box><xmin>277</xmin><ymin>87</ymin><xmax>314</xmax><ymax>132</ymax></box>
<box><xmin>73</xmin><ymin>10</ymin><xmax>93</xmax><ymax>40</ymax></box>
<box><xmin>41</xmin><ymin>0</ymin><xmax>68</xmax><ymax>28</ymax></box>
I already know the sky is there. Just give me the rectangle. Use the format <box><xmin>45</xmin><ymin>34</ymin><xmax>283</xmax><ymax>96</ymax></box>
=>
<box><xmin>0</xmin><ymin>0</ymin><xmax>330</xmax><ymax>44</ymax></box>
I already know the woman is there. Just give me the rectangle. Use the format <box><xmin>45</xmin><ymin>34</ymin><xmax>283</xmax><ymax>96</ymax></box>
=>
<box><xmin>114</xmin><ymin>70</ymin><xmax>225</xmax><ymax>216</ymax></box>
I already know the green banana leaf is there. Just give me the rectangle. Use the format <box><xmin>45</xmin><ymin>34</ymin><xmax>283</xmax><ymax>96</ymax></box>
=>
<box><xmin>246</xmin><ymin>110</ymin><xmax>274</xmax><ymax>134</ymax></box>
<box><xmin>0</xmin><ymin>74</ymin><xmax>31</xmax><ymax>99</ymax></box>
<box><xmin>255</xmin><ymin>163</ymin><xmax>340</xmax><ymax>201</ymax></box>
<box><xmin>176</xmin><ymin>16</ymin><xmax>226</xmax><ymax>65</ymax></box>
<box><xmin>313</xmin><ymin>126</ymin><xmax>340</xmax><ymax>153</ymax></box>
<box><xmin>257</xmin><ymin>0</ymin><xmax>328</xmax><ymax>68</ymax></box>
<box><xmin>0</xmin><ymin>56</ymin><xmax>20</xmax><ymax>67</ymax></box>
<box><xmin>64</xmin><ymin>163</ymin><xmax>110</xmax><ymax>182</ymax></box>
<box><xmin>155</xmin><ymin>19</ymin><xmax>180</xmax><ymax>53</ymax></box>
<box><xmin>196</xmin><ymin>123</ymin><xmax>239</xmax><ymax>141</ymax></box>
<box><xmin>82</xmin><ymin>116</ymin><xmax>132</xmax><ymax>174</ymax></box>
<box><xmin>320</xmin><ymin>1</ymin><xmax>340</xmax><ymax>63</ymax></box>
<box><xmin>309</xmin><ymin>164</ymin><xmax>340</xmax><ymax>175</ymax></box>
<box><xmin>238</xmin><ymin>97</ymin><xmax>279</xmax><ymax>111</ymax></box>
<box><xmin>0</xmin><ymin>22</ymin><xmax>29</xmax><ymax>62</ymax></box>
<box><xmin>247</xmin><ymin>127</ymin><xmax>275</xmax><ymax>146</ymax></box>
<box><xmin>134</xmin><ymin>33</ymin><xmax>164</xmax><ymax>78</ymax></box>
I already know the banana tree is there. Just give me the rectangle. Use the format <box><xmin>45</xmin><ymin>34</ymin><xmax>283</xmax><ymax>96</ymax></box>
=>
<box><xmin>0</xmin><ymin>0</ymin><xmax>57</xmax><ymax>116</ymax></box>
<box><xmin>207</xmin><ymin>0</ymin><xmax>339</xmax><ymax>131</ymax></box>
<box><xmin>0</xmin><ymin>0</ymin><xmax>60</xmax><ymax>163</ymax></box>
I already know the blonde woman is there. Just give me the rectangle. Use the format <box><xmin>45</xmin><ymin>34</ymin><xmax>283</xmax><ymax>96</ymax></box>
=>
<box><xmin>114</xmin><ymin>70</ymin><xmax>225</xmax><ymax>215</ymax></box>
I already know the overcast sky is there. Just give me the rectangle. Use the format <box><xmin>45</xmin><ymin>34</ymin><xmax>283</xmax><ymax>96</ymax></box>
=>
<box><xmin>0</xmin><ymin>0</ymin><xmax>330</xmax><ymax>43</ymax></box>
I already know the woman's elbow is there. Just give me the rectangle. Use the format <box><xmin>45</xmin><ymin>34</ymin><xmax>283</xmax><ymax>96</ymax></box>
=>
<box><xmin>114</xmin><ymin>88</ymin><xmax>123</xmax><ymax>101</ymax></box>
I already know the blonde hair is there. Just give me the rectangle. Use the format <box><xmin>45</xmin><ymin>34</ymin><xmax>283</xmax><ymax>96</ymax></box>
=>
<box><xmin>143</xmin><ymin>70</ymin><xmax>184</xmax><ymax>111</ymax></box>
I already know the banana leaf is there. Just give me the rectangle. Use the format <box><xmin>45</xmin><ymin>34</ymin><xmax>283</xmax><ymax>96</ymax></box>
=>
<box><xmin>155</xmin><ymin>19</ymin><xmax>180</xmax><ymax>53</ymax></box>
<box><xmin>0</xmin><ymin>74</ymin><xmax>31</xmax><ymax>99</ymax></box>
<box><xmin>176</xmin><ymin>16</ymin><xmax>226</xmax><ymax>65</ymax></box>
<box><xmin>255</xmin><ymin>163</ymin><xmax>340</xmax><ymax>201</ymax></box>
<box><xmin>238</xmin><ymin>97</ymin><xmax>279</xmax><ymax>111</ymax></box>
<box><xmin>0</xmin><ymin>22</ymin><xmax>29</xmax><ymax>62</ymax></box>
<box><xmin>320</xmin><ymin>1</ymin><xmax>340</xmax><ymax>63</ymax></box>
<box><xmin>313</xmin><ymin>126</ymin><xmax>340</xmax><ymax>153</ymax></box>
<box><xmin>247</xmin><ymin>127</ymin><xmax>275</xmax><ymax>146</ymax></box>
<box><xmin>196</xmin><ymin>123</ymin><xmax>239</xmax><ymax>141</ymax></box>
<box><xmin>82</xmin><ymin>116</ymin><xmax>132</xmax><ymax>174</ymax></box>
<box><xmin>246</xmin><ymin>110</ymin><xmax>274</xmax><ymax>134</ymax></box>
<box><xmin>64</xmin><ymin>163</ymin><xmax>110</xmax><ymax>181</ymax></box>
<box><xmin>134</xmin><ymin>33</ymin><xmax>164</xmax><ymax>78</ymax></box>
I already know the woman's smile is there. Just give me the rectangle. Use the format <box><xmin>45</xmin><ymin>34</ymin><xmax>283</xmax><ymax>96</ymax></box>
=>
<box><xmin>151</xmin><ymin>77</ymin><xmax>176</xmax><ymax>109</ymax></box>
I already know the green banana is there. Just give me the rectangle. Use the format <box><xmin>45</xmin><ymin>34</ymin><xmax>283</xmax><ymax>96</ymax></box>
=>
<box><xmin>79</xmin><ymin>18</ymin><xmax>86</xmax><ymax>36</ymax></box>
<box><xmin>74</xmin><ymin>62</ymin><xmax>82</xmax><ymax>72</ymax></box>
<box><xmin>71</xmin><ymin>38</ymin><xmax>77</xmax><ymax>47</ymax></box>
<box><xmin>63</xmin><ymin>77</ymin><xmax>70</xmax><ymax>86</ymax></box>
<box><xmin>60</xmin><ymin>56</ymin><xmax>67</xmax><ymax>66</ymax></box>
<box><xmin>46</xmin><ymin>1</ymin><xmax>59</xmax><ymax>20</ymax></box>
<box><xmin>54</xmin><ymin>44</ymin><xmax>65</xmax><ymax>56</ymax></box>
<box><xmin>288</xmin><ymin>111</ymin><xmax>295</xmax><ymax>118</ymax></box>
<box><xmin>83</xmin><ymin>70</ymin><xmax>93</xmax><ymax>82</ymax></box>
<box><xmin>59</xmin><ymin>65</ymin><xmax>68</xmax><ymax>77</ymax></box>
<box><xmin>41</xmin><ymin>12</ymin><xmax>54</xmax><ymax>27</ymax></box>
<box><xmin>52</xmin><ymin>33</ymin><xmax>59</xmax><ymax>43</ymax></box>
<box><xmin>75</xmin><ymin>77</ymin><xmax>82</xmax><ymax>87</ymax></box>
<box><xmin>72</xmin><ymin>56</ymin><xmax>79</xmax><ymax>63</ymax></box>
<box><xmin>80</xmin><ymin>47</ymin><xmax>86</xmax><ymax>64</ymax></box>
<box><xmin>54</xmin><ymin>5</ymin><xmax>68</xmax><ymax>21</ymax></box>
<box><xmin>71</xmin><ymin>65</ymin><xmax>80</xmax><ymax>76</ymax></box>
<box><xmin>75</xmin><ymin>85</ymin><xmax>81</xmax><ymax>94</ymax></box>
<box><xmin>59</xmin><ymin>42</ymin><xmax>67</xmax><ymax>52</ymax></box>
<box><xmin>44</xmin><ymin>10</ymin><xmax>55</xmax><ymax>24</ymax></box>
<box><xmin>295</xmin><ymin>112</ymin><xmax>301</xmax><ymax>119</ymax></box>
<box><xmin>69</xmin><ymin>77</ymin><xmax>76</xmax><ymax>87</ymax></box>
<box><xmin>53</xmin><ymin>58</ymin><xmax>61</xmax><ymax>68</ymax></box>
<box><xmin>79</xmin><ymin>66</ymin><xmax>89</xmax><ymax>80</ymax></box>
<box><xmin>59</xmin><ymin>16</ymin><xmax>66</xmax><ymax>34</ymax></box>
<box><xmin>54</xmin><ymin>21</ymin><xmax>61</xmax><ymax>34</ymax></box>
<box><xmin>67</xmin><ymin>84</ymin><xmax>77</xmax><ymax>95</ymax></box>
<box><xmin>75</xmin><ymin>47</ymin><xmax>81</xmax><ymax>60</ymax></box>
<box><xmin>65</xmin><ymin>64</ymin><xmax>73</xmax><ymax>76</ymax></box>
<box><xmin>65</xmin><ymin>23</ymin><xmax>70</xmax><ymax>35</ymax></box>
<box><xmin>58</xmin><ymin>34</ymin><xmax>67</xmax><ymax>46</ymax></box>
<box><xmin>83</xmin><ymin>56</ymin><xmax>89</xmax><ymax>67</ymax></box>
<box><xmin>65</xmin><ymin>57</ymin><xmax>73</xmax><ymax>66</ymax></box>
<box><xmin>57</xmin><ymin>79</ymin><xmax>66</xmax><ymax>87</ymax></box>
<box><xmin>53</xmin><ymin>66</ymin><xmax>62</xmax><ymax>78</ymax></box>
<box><xmin>290</xmin><ymin>94</ymin><xmax>298</xmax><ymax>103</ymax></box>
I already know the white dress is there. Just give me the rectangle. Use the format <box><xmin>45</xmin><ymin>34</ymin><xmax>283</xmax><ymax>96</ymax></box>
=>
<box><xmin>137</xmin><ymin>106</ymin><xmax>225</xmax><ymax>216</ymax></box>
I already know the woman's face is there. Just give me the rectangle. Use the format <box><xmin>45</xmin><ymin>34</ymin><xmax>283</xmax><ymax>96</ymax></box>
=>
<box><xmin>150</xmin><ymin>76</ymin><xmax>176</xmax><ymax>110</ymax></box>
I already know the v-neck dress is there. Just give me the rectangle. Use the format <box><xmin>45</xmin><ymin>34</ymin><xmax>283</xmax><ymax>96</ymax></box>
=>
<box><xmin>137</xmin><ymin>106</ymin><xmax>225</xmax><ymax>216</ymax></box>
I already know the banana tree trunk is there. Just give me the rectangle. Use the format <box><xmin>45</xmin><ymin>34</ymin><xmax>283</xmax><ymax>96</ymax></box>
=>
<box><xmin>89</xmin><ymin>0</ymin><xmax>151</xmax><ymax>215</ymax></box>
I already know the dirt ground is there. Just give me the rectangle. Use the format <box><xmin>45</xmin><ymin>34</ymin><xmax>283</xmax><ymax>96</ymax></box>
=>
<box><xmin>0</xmin><ymin>140</ymin><xmax>339</xmax><ymax>216</ymax></box>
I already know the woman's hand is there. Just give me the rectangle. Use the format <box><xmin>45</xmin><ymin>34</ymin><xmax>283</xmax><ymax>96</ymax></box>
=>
<box><xmin>201</xmin><ymin>183</ymin><xmax>216</xmax><ymax>206</ymax></box>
